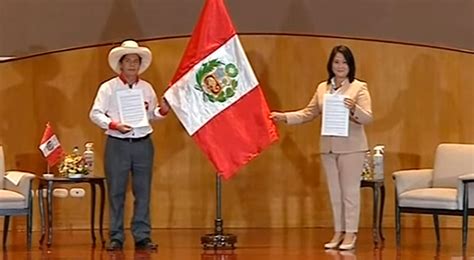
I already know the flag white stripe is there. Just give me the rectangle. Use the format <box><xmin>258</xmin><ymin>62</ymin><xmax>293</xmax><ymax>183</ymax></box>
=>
<box><xmin>165</xmin><ymin>35</ymin><xmax>258</xmax><ymax>135</ymax></box>
<box><xmin>39</xmin><ymin>135</ymin><xmax>60</xmax><ymax>157</ymax></box>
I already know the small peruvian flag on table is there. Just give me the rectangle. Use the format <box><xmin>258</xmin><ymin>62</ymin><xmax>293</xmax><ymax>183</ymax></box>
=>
<box><xmin>38</xmin><ymin>122</ymin><xmax>64</xmax><ymax>167</ymax></box>
<box><xmin>164</xmin><ymin>0</ymin><xmax>279</xmax><ymax>179</ymax></box>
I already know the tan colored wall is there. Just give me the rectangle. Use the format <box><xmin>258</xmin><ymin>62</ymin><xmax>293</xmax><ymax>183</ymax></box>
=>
<box><xmin>0</xmin><ymin>35</ymin><xmax>472</xmax><ymax>231</ymax></box>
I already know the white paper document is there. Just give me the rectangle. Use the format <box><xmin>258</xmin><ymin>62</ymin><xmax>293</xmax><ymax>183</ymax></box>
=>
<box><xmin>321</xmin><ymin>94</ymin><xmax>349</xmax><ymax>137</ymax></box>
<box><xmin>116</xmin><ymin>89</ymin><xmax>149</xmax><ymax>128</ymax></box>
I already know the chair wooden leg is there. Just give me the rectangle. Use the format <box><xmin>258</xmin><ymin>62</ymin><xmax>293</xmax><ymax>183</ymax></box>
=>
<box><xmin>433</xmin><ymin>214</ymin><xmax>440</xmax><ymax>245</ymax></box>
<box><xmin>27</xmin><ymin>190</ymin><xmax>33</xmax><ymax>249</ymax></box>
<box><xmin>3</xmin><ymin>216</ymin><xmax>10</xmax><ymax>247</ymax></box>
<box><xmin>396</xmin><ymin>206</ymin><xmax>401</xmax><ymax>246</ymax></box>
<box><xmin>27</xmin><ymin>211</ymin><xmax>33</xmax><ymax>249</ymax></box>
<box><xmin>462</xmin><ymin>209</ymin><xmax>468</xmax><ymax>249</ymax></box>
<box><xmin>462</xmin><ymin>182</ymin><xmax>469</xmax><ymax>249</ymax></box>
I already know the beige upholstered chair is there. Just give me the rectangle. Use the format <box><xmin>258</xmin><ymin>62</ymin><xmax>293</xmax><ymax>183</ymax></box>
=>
<box><xmin>393</xmin><ymin>143</ymin><xmax>474</xmax><ymax>248</ymax></box>
<box><xmin>0</xmin><ymin>146</ymin><xmax>35</xmax><ymax>248</ymax></box>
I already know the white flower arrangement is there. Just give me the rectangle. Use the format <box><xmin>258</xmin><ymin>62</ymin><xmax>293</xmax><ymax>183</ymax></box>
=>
<box><xmin>58</xmin><ymin>153</ymin><xmax>88</xmax><ymax>177</ymax></box>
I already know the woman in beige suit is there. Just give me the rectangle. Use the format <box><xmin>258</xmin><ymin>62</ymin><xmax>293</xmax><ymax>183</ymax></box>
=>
<box><xmin>271</xmin><ymin>45</ymin><xmax>372</xmax><ymax>250</ymax></box>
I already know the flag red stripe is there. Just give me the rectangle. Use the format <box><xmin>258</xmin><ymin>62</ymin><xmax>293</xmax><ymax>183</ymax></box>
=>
<box><xmin>169</xmin><ymin>0</ymin><xmax>236</xmax><ymax>86</ymax></box>
<box><xmin>40</xmin><ymin>123</ymin><xmax>54</xmax><ymax>143</ymax></box>
<box><xmin>192</xmin><ymin>86</ymin><xmax>278</xmax><ymax>179</ymax></box>
<box><xmin>47</xmin><ymin>148</ymin><xmax>64</xmax><ymax>166</ymax></box>
<box><xmin>39</xmin><ymin>122</ymin><xmax>64</xmax><ymax>167</ymax></box>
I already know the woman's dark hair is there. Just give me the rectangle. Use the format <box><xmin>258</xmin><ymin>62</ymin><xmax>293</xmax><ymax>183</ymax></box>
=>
<box><xmin>326</xmin><ymin>45</ymin><xmax>356</xmax><ymax>83</ymax></box>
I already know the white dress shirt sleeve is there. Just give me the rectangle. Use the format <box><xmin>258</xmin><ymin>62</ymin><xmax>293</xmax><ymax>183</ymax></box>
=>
<box><xmin>89</xmin><ymin>83</ymin><xmax>113</xmax><ymax>129</ymax></box>
<box><xmin>147</xmin><ymin>85</ymin><xmax>166</xmax><ymax>121</ymax></box>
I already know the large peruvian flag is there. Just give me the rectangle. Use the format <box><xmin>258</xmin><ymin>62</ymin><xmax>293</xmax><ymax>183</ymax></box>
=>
<box><xmin>164</xmin><ymin>0</ymin><xmax>278</xmax><ymax>179</ymax></box>
<box><xmin>38</xmin><ymin>122</ymin><xmax>64</xmax><ymax>167</ymax></box>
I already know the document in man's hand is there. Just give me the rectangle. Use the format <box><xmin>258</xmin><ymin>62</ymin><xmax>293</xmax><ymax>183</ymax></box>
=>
<box><xmin>321</xmin><ymin>94</ymin><xmax>349</xmax><ymax>137</ymax></box>
<box><xmin>116</xmin><ymin>89</ymin><xmax>149</xmax><ymax>128</ymax></box>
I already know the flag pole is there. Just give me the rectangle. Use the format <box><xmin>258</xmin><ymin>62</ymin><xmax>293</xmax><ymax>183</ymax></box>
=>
<box><xmin>200</xmin><ymin>174</ymin><xmax>237</xmax><ymax>249</ymax></box>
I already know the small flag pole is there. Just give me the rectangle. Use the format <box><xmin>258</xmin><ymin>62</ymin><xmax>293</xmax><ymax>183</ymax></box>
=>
<box><xmin>200</xmin><ymin>173</ymin><xmax>237</xmax><ymax>249</ymax></box>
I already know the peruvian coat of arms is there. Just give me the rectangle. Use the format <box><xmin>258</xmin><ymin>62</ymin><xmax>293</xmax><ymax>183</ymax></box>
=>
<box><xmin>194</xmin><ymin>58</ymin><xmax>239</xmax><ymax>103</ymax></box>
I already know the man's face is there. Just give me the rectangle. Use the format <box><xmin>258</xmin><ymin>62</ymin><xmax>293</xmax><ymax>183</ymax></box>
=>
<box><xmin>119</xmin><ymin>54</ymin><xmax>141</xmax><ymax>77</ymax></box>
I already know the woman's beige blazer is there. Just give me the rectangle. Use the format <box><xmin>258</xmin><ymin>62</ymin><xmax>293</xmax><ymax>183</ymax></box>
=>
<box><xmin>285</xmin><ymin>79</ymin><xmax>373</xmax><ymax>153</ymax></box>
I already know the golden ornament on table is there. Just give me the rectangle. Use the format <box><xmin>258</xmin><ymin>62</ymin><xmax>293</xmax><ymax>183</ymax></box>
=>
<box><xmin>58</xmin><ymin>146</ymin><xmax>89</xmax><ymax>178</ymax></box>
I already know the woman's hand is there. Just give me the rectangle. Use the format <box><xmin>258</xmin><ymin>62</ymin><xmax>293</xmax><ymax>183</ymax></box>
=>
<box><xmin>270</xmin><ymin>112</ymin><xmax>287</xmax><ymax>123</ymax></box>
<box><xmin>344</xmin><ymin>98</ymin><xmax>356</xmax><ymax>113</ymax></box>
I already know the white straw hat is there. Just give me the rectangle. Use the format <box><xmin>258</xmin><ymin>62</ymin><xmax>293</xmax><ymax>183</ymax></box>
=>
<box><xmin>108</xmin><ymin>40</ymin><xmax>152</xmax><ymax>74</ymax></box>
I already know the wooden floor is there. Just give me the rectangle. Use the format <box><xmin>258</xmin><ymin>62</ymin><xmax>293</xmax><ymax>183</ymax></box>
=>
<box><xmin>1</xmin><ymin>228</ymin><xmax>473</xmax><ymax>259</ymax></box>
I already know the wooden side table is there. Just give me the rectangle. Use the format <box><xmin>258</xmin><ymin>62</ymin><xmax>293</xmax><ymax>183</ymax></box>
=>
<box><xmin>361</xmin><ymin>179</ymin><xmax>385</xmax><ymax>244</ymax></box>
<box><xmin>37</xmin><ymin>175</ymin><xmax>106</xmax><ymax>247</ymax></box>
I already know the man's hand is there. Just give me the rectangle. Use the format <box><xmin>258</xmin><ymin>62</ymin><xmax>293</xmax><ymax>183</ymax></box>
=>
<box><xmin>159</xmin><ymin>97</ymin><xmax>170</xmax><ymax>115</ymax></box>
<box><xmin>116</xmin><ymin>123</ymin><xmax>132</xmax><ymax>134</ymax></box>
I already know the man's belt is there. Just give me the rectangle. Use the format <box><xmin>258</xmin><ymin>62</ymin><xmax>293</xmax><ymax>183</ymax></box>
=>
<box><xmin>108</xmin><ymin>134</ymin><xmax>150</xmax><ymax>143</ymax></box>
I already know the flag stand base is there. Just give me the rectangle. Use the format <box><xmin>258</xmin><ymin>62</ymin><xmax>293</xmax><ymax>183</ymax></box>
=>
<box><xmin>201</xmin><ymin>174</ymin><xmax>237</xmax><ymax>250</ymax></box>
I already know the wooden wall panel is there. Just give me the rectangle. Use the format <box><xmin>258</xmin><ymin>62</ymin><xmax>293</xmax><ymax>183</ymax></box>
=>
<box><xmin>0</xmin><ymin>36</ymin><xmax>472</xmax><ymax>231</ymax></box>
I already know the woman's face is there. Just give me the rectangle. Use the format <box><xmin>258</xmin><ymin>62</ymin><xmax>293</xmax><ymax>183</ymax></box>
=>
<box><xmin>331</xmin><ymin>52</ymin><xmax>349</xmax><ymax>79</ymax></box>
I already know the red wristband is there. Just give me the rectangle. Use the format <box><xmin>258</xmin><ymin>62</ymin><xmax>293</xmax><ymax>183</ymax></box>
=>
<box><xmin>109</xmin><ymin>121</ymin><xmax>119</xmax><ymax>130</ymax></box>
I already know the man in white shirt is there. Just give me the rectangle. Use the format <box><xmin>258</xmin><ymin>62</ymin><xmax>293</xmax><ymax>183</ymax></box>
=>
<box><xmin>89</xmin><ymin>40</ymin><xmax>169</xmax><ymax>251</ymax></box>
